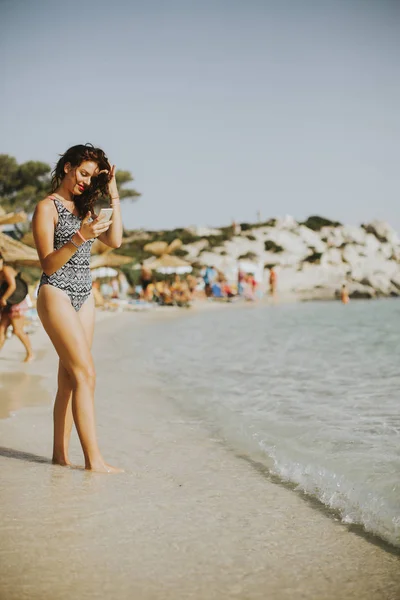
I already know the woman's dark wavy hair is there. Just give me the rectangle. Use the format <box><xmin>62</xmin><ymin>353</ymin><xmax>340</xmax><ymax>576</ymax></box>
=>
<box><xmin>51</xmin><ymin>144</ymin><xmax>111</xmax><ymax>218</ymax></box>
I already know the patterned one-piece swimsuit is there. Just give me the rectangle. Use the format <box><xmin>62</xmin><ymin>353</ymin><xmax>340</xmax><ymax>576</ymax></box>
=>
<box><xmin>39</xmin><ymin>198</ymin><xmax>94</xmax><ymax>311</ymax></box>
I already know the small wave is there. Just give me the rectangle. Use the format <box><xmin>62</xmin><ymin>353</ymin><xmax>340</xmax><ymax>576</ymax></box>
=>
<box><xmin>260</xmin><ymin>442</ymin><xmax>400</xmax><ymax>548</ymax></box>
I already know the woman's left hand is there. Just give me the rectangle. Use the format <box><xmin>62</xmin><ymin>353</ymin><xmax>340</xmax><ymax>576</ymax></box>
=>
<box><xmin>98</xmin><ymin>164</ymin><xmax>118</xmax><ymax>199</ymax></box>
<box><xmin>107</xmin><ymin>164</ymin><xmax>118</xmax><ymax>199</ymax></box>
<box><xmin>0</xmin><ymin>297</ymin><xmax>7</xmax><ymax>308</ymax></box>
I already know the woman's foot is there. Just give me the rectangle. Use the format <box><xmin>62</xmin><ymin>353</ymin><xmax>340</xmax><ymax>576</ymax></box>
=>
<box><xmin>23</xmin><ymin>353</ymin><xmax>35</xmax><ymax>363</ymax></box>
<box><xmin>52</xmin><ymin>454</ymin><xmax>71</xmax><ymax>467</ymax></box>
<box><xmin>86</xmin><ymin>460</ymin><xmax>124</xmax><ymax>474</ymax></box>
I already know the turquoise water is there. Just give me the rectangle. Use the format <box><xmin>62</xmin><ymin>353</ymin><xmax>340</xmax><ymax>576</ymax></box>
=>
<box><xmin>135</xmin><ymin>300</ymin><xmax>400</xmax><ymax>547</ymax></box>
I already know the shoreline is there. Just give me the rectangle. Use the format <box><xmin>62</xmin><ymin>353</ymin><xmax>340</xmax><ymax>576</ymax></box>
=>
<box><xmin>1</xmin><ymin>305</ymin><xmax>399</xmax><ymax>599</ymax></box>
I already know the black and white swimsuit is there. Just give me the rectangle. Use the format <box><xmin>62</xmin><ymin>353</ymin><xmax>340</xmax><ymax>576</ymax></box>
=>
<box><xmin>39</xmin><ymin>198</ymin><xmax>94</xmax><ymax>311</ymax></box>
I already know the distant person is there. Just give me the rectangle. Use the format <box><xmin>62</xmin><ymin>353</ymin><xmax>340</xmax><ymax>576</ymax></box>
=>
<box><xmin>341</xmin><ymin>284</ymin><xmax>349</xmax><ymax>304</ymax></box>
<box><xmin>111</xmin><ymin>277</ymin><xmax>119</xmax><ymax>299</ymax></box>
<box><xmin>203</xmin><ymin>265</ymin><xmax>216</xmax><ymax>298</ymax></box>
<box><xmin>222</xmin><ymin>280</ymin><xmax>235</xmax><ymax>299</ymax></box>
<box><xmin>237</xmin><ymin>268</ymin><xmax>245</xmax><ymax>296</ymax></box>
<box><xmin>32</xmin><ymin>143</ymin><xmax>123</xmax><ymax>473</ymax></box>
<box><xmin>0</xmin><ymin>252</ymin><xmax>34</xmax><ymax>362</ymax></box>
<box><xmin>140</xmin><ymin>263</ymin><xmax>152</xmax><ymax>300</ymax></box>
<box><xmin>186</xmin><ymin>274</ymin><xmax>197</xmax><ymax>298</ymax></box>
<box><xmin>248</xmin><ymin>273</ymin><xmax>257</xmax><ymax>294</ymax></box>
<box><xmin>118</xmin><ymin>272</ymin><xmax>130</xmax><ymax>300</ymax></box>
<box><xmin>232</xmin><ymin>220</ymin><xmax>241</xmax><ymax>235</ymax></box>
<box><xmin>269</xmin><ymin>267</ymin><xmax>277</xmax><ymax>297</ymax></box>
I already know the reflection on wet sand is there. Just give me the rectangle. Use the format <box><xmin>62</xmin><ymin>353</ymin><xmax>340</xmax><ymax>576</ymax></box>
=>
<box><xmin>0</xmin><ymin>371</ymin><xmax>52</xmax><ymax>419</ymax></box>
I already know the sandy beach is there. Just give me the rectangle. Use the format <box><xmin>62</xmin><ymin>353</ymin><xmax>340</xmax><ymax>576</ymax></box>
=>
<box><xmin>0</xmin><ymin>306</ymin><xmax>399</xmax><ymax>600</ymax></box>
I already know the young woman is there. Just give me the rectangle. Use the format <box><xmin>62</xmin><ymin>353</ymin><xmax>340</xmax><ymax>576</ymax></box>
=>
<box><xmin>32</xmin><ymin>144</ymin><xmax>123</xmax><ymax>473</ymax></box>
<box><xmin>0</xmin><ymin>253</ymin><xmax>34</xmax><ymax>362</ymax></box>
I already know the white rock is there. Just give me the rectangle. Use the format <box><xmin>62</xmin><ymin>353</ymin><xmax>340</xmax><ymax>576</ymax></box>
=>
<box><xmin>278</xmin><ymin>264</ymin><xmax>347</xmax><ymax>293</ymax></box>
<box><xmin>364</xmin><ymin>234</ymin><xmax>381</xmax><ymax>254</ymax></box>
<box><xmin>346</xmin><ymin>282</ymin><xmax>376</xmax><ymax>299</ymax></box>
<box><xmin>340</xmin><ymin>225</ymin><xmax>367</xmax><ymax>245</ymax></box>
<box><xmin>224</xmin><ymin>236</ymin><xmax>264</xmax><ymax>260</ymax></box>
<box><xmin>274</xmin><ymin>215</ymin><xmax>298</xmax><ymax>230</ymax></box>
<box><xmin>379</xmin><ymin>243</ymin><xmax>394</xmax><ymax>260</ymax></box>
<box><xmin>187</xmin><ymin>225</ymin><xmax>222</xmax><ymax>237</ymax></box>
<box><xmin>321</xmin><ymin>248</ymin><xmax>343</xmax><ymax>267</ymax></box>
<box><xmin>295</xmin><ymin>225</ymin><xmax>327</xmax><ymax>252</ymax></box>
<box><xmin>342</xmin><ymin>244</ymin><xmax>363</xmax><ymax>266</ymax></box>
<box><xmin>390</xmin><ymin>273</ymin><xmax>400</xmax><ymax>289</ymax></box>
<box><xmin>183</xmin><ymin>239</ymin><xmax>209</xmax><ymax>259</ymax></box>
<box><xmin>350</xmin><ymin>258</ymin><xmax>399</xmax><ymax>282</ymax></box>
<box><xmin>360</xmin><ymin>273</ymin><xmax>393</xmax><ymax>295</ymax></box>
<box><xmin>264</xmin><ymin>229</ymin><xmax>309</xmax><ymax>258</ymax></box>
<box><xmin>363</xmin><ymin>220</ymin><xmax>399</xmax><ymax>245</ymax></box>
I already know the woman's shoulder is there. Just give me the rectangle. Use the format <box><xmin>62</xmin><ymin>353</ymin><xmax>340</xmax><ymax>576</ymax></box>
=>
<box><xmin>34</xmin><ymin>196</ymin><xmax>58</xmax><ymax>218</ymax></box>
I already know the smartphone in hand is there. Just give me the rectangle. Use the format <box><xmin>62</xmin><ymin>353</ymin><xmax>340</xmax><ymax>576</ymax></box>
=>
<box><xmin>98</xmin><ymin>208</ymin><xmax>113</xmax><ymax>222</ymax></box>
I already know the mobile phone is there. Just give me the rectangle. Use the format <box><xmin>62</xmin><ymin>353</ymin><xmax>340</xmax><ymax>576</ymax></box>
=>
<box><xmin>98</xmin><ymin>208</ymin><xmax>113</xmax><ymax>222</ymax></box>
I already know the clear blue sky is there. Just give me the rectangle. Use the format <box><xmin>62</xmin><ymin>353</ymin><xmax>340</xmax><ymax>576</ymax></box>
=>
<box><xmin>1</xmin><ymin>0</ymin><xmax>399</xmax><ymax>232</ymax></box>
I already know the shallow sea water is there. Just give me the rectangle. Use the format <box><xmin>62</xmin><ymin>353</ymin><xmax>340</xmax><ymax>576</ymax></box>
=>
<box><xmin>140</xmin><ymin>299</ymin><xmax>400</xmax><ymax>547</ymax></box>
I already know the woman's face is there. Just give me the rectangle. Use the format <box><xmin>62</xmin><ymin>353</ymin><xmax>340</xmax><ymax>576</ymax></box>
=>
<box><xmin>64</xmin><ymin>160</ymin><xmax>100</xmax><ymax>196</ymax></box>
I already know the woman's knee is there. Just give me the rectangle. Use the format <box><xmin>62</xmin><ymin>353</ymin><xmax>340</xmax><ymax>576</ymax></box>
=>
<box><xmin>69</xmin><ymin>362</ymin><xmax>96</xmax><ymax>390</ymax></box>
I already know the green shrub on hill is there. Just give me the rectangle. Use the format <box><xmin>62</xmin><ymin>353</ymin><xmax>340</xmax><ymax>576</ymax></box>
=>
<box><xmin>238</xmin><ymin>252</ymin><xmax>258</xmax><ymax>261</ymax></box>
<box><xmin>264</xmin><ymin>240</ymin><xmax>284</xmax><ymax>253</ymax></box>
<box><xmin>301</xmin><ymin>216</ymin><xmax>342</xmax><ymax>231</ymax></box>
<box><xmin>304</xmin><ymin>252</ymin><xmax>323</xmax><ymax>264</ymax></box>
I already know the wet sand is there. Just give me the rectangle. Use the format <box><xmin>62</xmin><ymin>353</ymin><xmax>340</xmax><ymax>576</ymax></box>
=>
<box><xmin>0</xmin><ymin>309</ymin><xmax>399</xmax><ymax>600</ymax></box>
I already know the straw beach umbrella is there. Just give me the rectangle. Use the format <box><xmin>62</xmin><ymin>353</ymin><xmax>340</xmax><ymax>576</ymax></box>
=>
<box><xmin>90</xmin><ymin>251</ymin><xmax>133</xmax><ymax>269</ymax></box>
<box><xmin>91</xmin><ymin>238</ymin><xmax>110</xmax><ymax>256</ymax></box>
<box><xmin>0</xmin><ymin>211</ymin><xmax>28</xmax><ymax>227</ymax></box>
<box><xmin>91</xmin><ymin>267</ymin><xmax>118</xmax><ymax>279</ymax></box>
<box><xmin>20</xmin><ymin>232</ymin><xmax>36</xmax><ymax>248</ymax></box>
<box><xmin>146</xmin><ymin>254</ymin><xmax>192</xmax><ymax>274</ymax></box>
<box><xmin>0</xmin><ymin>232</ymin><xmax>40</xmax><ymax>266</ymax></box>
<box><xmin>143</xmin><ymin>238</ymin><xmax>183</xmax><ymax>257</ymax></box>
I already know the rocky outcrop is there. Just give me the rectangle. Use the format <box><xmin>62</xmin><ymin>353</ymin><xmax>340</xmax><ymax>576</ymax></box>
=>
<box><xmin>181</xmin><ymin>216</ymin><xmax>400</xmax><ymax>300</ymax></box>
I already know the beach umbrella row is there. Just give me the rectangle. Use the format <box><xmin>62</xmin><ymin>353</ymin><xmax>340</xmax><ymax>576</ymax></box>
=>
<box><xmin>91</xmin><ymin>267</ymin><xmax>118</xmax><ymax>279</ymax></box>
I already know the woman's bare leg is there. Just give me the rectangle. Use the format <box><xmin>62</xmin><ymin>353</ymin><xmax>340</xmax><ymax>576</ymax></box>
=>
<box><xmin>9</xmin><ymin>315</ymin><xmax>34</xmax><ymax>362</ymax></box>
<box><xmin>0</xmin><ymin>312</ymin><xmax>10</xmax><ymax>352</ymax></box>
<box><xmin>52</xmin><ymin>294</ymin><xmax>95</xmax><ymax>466</ymax></box>
<box><xmin>37</xmin><ymin>285</ymin><xmax>121</xmax><ymax>473</ymax></box>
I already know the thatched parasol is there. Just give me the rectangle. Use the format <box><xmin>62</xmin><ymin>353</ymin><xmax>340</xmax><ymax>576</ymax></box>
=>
<box><xmin>0</xmin><ymin>211</ymin><xmax>28</xmax><ymax>226</ymax></box>
<box><xmin>91</xmin><ymin>238</ymin><xmax>111</xmax><ymax>255</ymax></box>
<box><xmin>20</xmin><ymin>231</ymin><xmax>36</xmax><ymax>248</ymax></box>
<box><xmin>0</xmin><ymin>232</ymin><xmax>40</xmax><ymax>266</ymax></box>
<box><xmin>145</xmin><ymin>254</ymin><xmax>192</xmax><ymax>274</ymax></box>
<box><xmin>144</xmin><ymin>238</ymin><xmax>183</xmax><ymax>257</ymax></box>
<box><xmin>90</xmin><ymin>251</ymin><xmax>133</xmax><ymax>269</ymax></box>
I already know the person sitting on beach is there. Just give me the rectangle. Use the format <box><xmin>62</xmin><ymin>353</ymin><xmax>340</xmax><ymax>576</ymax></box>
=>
<box><xmin>222</xmin><ymin>280</ymin><xmax>235</xmax><ymax>299</ymax></box>
<box><xmin>140</xmin><ymin>263</ymin><xmax>152</xmax><ymax>301</ymax></box>
<box><xmin>159</xmin><ymin>281</ymin><xmax>174</xmax><ymax>306</ymax></box>
<box><xmin>186</xmin><ymin>274</ymin><xmax>197</xmax><ymax>299</ymax></box>
<box><xmin>32</xmin><ymin>143</ymin><xmax>123</xmax><ymax>473</ymax></box>
<box><xmin>171</xmin><ymin>275</ymin><xmax>191</xmax><ymax>306</ymax></box>
<box><xmin>0</xmin><ymin>252</ymin><xmax>34</xmax><ymax>362</ymax></box>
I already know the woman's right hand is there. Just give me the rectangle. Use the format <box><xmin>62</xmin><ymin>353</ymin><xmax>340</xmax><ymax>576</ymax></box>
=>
<box><xmin>79</xmin><ymin>212</ymin><xmax>112</xmax><ymax>240</ymax></box>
